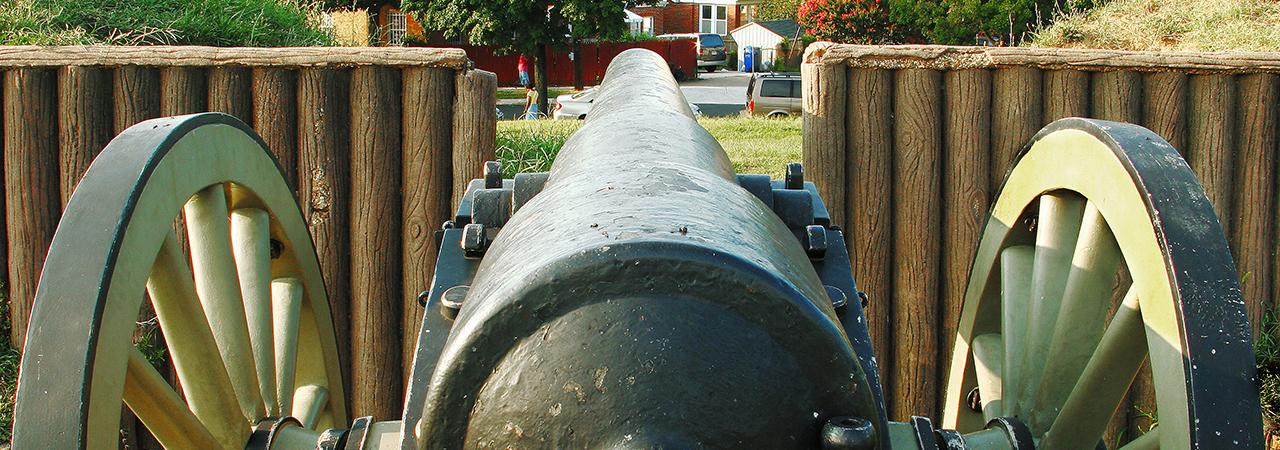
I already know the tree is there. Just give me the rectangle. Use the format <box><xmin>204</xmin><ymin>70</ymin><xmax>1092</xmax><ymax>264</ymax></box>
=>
<box><xmin>797</xmin><ymin>0</ymin><xmax>898</xmax><ymax>44</ymax></box>
<box><xmin>402</xmin><ymin>0</ymin><xmax>634</xmax><ymax>115</ymax></box>
<box><xmin>886</xmin><ymin>0</ymin><xmax>1097</xmax><ymax>45</ymax></box>
<box><xmin>757</xmin><ymin>0</ymin><xmax>801</xmax><ymax>21</ymax></box>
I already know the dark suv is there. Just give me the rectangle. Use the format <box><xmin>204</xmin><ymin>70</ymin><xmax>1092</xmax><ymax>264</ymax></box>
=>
<box><xmin>659</xmin><ymin>33</ymin><xmax>728</xmax><ymax>72</ymax></box>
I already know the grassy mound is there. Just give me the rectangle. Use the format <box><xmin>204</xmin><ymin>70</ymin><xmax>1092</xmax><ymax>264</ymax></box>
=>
<box><xmin>1032</xmin><ymin>0</ymin><xmax>1280</xmax><ymax>52</ymax></box>
<box><xmin>0</xmin><ymin>0</ymin><xmax>330</xmax><ymax>46</ymax></box>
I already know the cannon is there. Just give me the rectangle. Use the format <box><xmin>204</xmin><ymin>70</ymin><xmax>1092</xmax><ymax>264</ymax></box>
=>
<box><xmin>11</xmin><ymin>49</ymin><xmax>1263</xmax><ymax>449</ymax></box>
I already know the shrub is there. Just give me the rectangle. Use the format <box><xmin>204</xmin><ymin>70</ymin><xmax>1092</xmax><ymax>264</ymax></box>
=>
<box><xmin>797</xmin><ymin>0</ymin><xmax>898</xmax><ymax>44</ymax></box>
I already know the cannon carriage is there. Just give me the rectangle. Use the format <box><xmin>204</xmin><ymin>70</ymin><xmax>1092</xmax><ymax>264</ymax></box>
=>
<box><xmin>10</xmin><ymin>49</ymin><xmax>1263</xmax><ymax>449</ymax></box>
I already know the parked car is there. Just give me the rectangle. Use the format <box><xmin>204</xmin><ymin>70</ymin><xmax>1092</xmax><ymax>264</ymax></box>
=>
<box><xmin>746</xmin><ymin>72</ymin><xmax>802</xmax><ymax>117</ymax></box>
<box><xmin>658</xmin><ymin>33</ymin><xmax>728</xmax><ymax>72</ymax></box>
<box><xmin>553</xmin><ymin>87</ymin><xmax>702</xmax><ymax>120</ymax></box>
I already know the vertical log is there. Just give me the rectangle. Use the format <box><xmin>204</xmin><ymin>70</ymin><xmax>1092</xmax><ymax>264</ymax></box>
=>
<box><xmin>297</xmin><ymin>68</ymin><xmax>352</xmax><ymax>402</ymax></box>
<box><xmin>58</xmin><ymin>66</ymin><xmax>113</xmax><ymax>206</ymax></box>
<box><xmin>1141</xmin><ymin>72</ymin><xmax>1188</xmax><ymax>153</ymax></box>
<box><xmin>1187</xmin><ymin>75</ymin><xmax>1236</xmax><ymax>236</ymax></box>
<box><xmin>891</xmin><ymin>68</ymin><xmax>943</xmax><ymax>421</ymax></box>
<box><xmin>1043</xmin><ymin>70</ymin><xmax>1089</xmax><ymax>123</ymax></box>
<box><xmin>939</xmin><ymin>69</ymin><xmax>991</xmax><ymax>412</ymax></box>
<box><xmin>991</xmin><ymin>67</ymin><xmax>1041</xmax><ymax>194</ymax></box>
<box><xmin>113</xmin><ymin>66</ymin><xmax>160</xmax><ymax>133</ymax></box>
<box><xmin>349</xmin><ymin>66</ymin><xmax>402</xmax><ymax>420</ymax></box>
<box><xmin>451</xmin><ymin>69</ymin><xmax>496</xmax><ymax>210</ymax></box>
<box><xmin>400</xmin><ymin>67</ymin><xmax>455</xmax><ymax>384</ymax></box>
<box><xmin>802</xmin><ymin>62</ymin><xmax>847</xmax><ymax>228</ymax></box>
<box><xmin>5</xmin><ymin>69</ymin><xmax>59</xmax><ymax>350</ymax></box>
<box><xmin>845</xmin><ymin>68</ymin><xmax>894</xmax><ymax>401</ymax></box>
<box><xmin>254</xmin><ymin>69</ymin><xmax>299</xmax><ymax>186</ymax></box>
<box><xmin>1234</xmin><ymin>73</ymin><xmax>1277</xmax><ymax>335</ymax></box>
<box><xmin>207</xmin><ymin>67</ymin><xmax>253</xmax><ymax>124</ymax></box>
<box><xmin>160</xmin><ymin>67</ymin><xmax>207</xmax><ymax>117</ymax></box>
<box><xmin>1091</xmin><ymin>71</ymin><xmax>1142</xmax><ymax>123</ymax></box>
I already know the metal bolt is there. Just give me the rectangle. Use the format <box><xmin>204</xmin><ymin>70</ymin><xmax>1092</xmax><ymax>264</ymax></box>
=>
<box><xmin>442</xmin><ymin>219</ymin><xmax>456</xmax><ymax>230</ymax></box>
<box><xmin>825</xmin><ymin>285</ymin><xmax>847</xmax><ymax>315</ymax></box>
<box><xmin>805</xmin><ymin>224</ymin><xmax>828</xmax><ymax>259</ymax></box>
<box><xmin>785</xmin><ymin>162</ymin><xmax>804</xmax><ymax>190</ymax></box>
<box><xmin>966</xmin><ymin>387</ymin><xmax>982</xmax><ymax>413</ymax></box>
<box><xmin>461</xmin><ymin>223</ymin><xmax>486</xmax><ymax>256</ymax></box>
<box><xmin>820</xmin><ymin>416</ymin><xmax>876</xmax><ymax>450</ymax></box>
<box><xmin>269</xmin><ymin>239</ymin><xmax>284</xmax><ymax>259</ymax></box>
<box><xmin>417</xmin><ymin>289</ymin><xmax>431</xmax><ymax>307</ymax></box>
<box><xmin>440</xmin><ymin>285</ymin><xmax>469</xmax><ymax>321</ymax></box>
<box><xmin>484</xmin><ymin>160</ymin><xmax>502</xmax><ymax>189</ymax></box>
<box><xmin>857</xmin><ymin>291</ymin><xmax>869</xmax><ymax>308</ymax></box>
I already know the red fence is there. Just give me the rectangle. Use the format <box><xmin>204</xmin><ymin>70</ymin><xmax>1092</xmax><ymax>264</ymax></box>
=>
<box><xmin>428</xmin><ymin>40</ymin><xmax>698</xmax><ymax>86</ymax></box>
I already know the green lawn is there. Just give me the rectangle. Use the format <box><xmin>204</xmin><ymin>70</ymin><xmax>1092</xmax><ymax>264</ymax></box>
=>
<box><xmin>497</xmin><ymin>116</ymin><xmax>802</xmax><ymax>178</ymax></box>
<box><xmin>495</xmin><ymin>87</ymin><xmax>578</xmax><ymax>101</ymax></box>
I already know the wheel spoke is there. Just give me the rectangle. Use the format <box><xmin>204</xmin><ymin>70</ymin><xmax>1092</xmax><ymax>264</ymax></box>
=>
<box><xmin>293</xmin><ymin>384</ymin><xmax>329</xmax><ymax>429</ymax></box>
<box><xmin>1020</xmin><ymin>193</ymin><xmax>1086</xmax><ymax>415</ymax></box>
<box><xmin>999</xmin><ymin>245</ymin><xmax>1033</xmax><ymax>418</ymax></box>
<box><xmin>971</xmin><ymin>333</ymin><xmax>1004</xmax><ymax>422</ymax></box>
<box><xmin>273</xmin><ymin>277</ymin><xmax>304</xmax><ymax>416</ymax></box>
<box><xmin>185</xmin><ymin>184</ymin><xmax>265</xmax><ymax>422</ymax></box>
<box><xmin>123</xmin><ymin>347</ymin><xmax>227</xmax><ymax>450</ymax></box>
<box><xmin>1041</xmin><ymin>287</ymin><xmax>1146</xmax><ymax>449</ymax></box>
<box><xmin>1032</xmin><ymin>202</ymin><xmax>1122</xmax><ymax>430</ymax></box>
<box><xmin>1119</xmin><ymin>427</ymin><xmax>1159</xmax><ymax>450</ymax></box>
<box><xmin>147</xmin><ymin>231</ymin><xmax>248</xmax><ymax>447</ymax></box>
<box><xmin>231</xmin><ymin>208</ymin><xmax>278</xmax><ymax>415</ymax></box>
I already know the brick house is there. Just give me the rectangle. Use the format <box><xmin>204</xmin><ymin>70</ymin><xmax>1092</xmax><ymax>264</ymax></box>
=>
<box><xmin>631</xmin><ymin>0</ymin><xmax>763</xmax><ymax>38</ymax></box>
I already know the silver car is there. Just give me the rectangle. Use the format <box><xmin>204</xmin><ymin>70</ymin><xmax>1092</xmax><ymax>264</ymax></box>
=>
<box><xmin>552</xmin><ymin>87</ymin><xmax>702</xmax><ymax>120</ymax></box>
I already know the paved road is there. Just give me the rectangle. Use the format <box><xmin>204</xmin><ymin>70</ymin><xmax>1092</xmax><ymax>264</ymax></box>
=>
<box><xmin>499</xmin><ymin>70</ymin><xmax>752</xmax><ymax>120</ymax></box>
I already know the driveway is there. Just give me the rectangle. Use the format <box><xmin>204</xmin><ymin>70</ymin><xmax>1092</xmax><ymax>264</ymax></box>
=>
<box><xmin>497</xmin><ymin>70</ymin><xmax>752</xmax><ymax>120</ymax></box>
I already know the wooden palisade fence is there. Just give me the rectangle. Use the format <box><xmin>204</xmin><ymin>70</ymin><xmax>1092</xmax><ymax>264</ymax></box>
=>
<box><xmin>802</xmin><ymin>43</ymin><xmax>1280</xmax><ymax>439</ymax></box>
<box><xmin>1</xmin><ymin>46</ymin><xmax>497</xmax><ymax>422</ymax></box>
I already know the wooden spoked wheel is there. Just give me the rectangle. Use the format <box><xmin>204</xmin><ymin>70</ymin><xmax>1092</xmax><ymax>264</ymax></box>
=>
<box><xmin>12</xmin><ymin>113</ymin><xmax>347</xmax><ymax>449</ymax></box>
<box><xmin>942</xmin><ymin>119</ymin><xmax>1261</xmax><ymax>448</ymax></box>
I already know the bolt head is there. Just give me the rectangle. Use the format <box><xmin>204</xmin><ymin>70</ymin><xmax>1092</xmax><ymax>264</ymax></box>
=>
<box><xmin>483</xmin><ymin>161</ymin><xmax>503</xmax><ymax>189</ymax></box>
<box><xmin>461</xmin><ymin>223</ymin><xmax>487</xmax><ymax>255</ymax></box>
<box><xmin>820</xmin><ymin>416</ymin><xmax>876</xmax><ymax>450</ymax></box>
<box><xmin>805</xmin><ymin>225</ymin><xmax>828</xmax><ymax>259</ymax></box>
<box><xmin>785</xmin><ymin>162</ymin><xmax>804</xmax><ymax>190</ymax></box>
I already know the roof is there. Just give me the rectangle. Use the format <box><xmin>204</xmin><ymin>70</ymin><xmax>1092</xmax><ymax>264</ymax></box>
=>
<box><xmin>752</xmin><ymin>20</ymin><xmax>801</xmax><ymax>39</ymax></box>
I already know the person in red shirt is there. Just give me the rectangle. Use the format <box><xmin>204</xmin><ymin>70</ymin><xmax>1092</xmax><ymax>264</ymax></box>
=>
<box><xmin>517</xmin><ymin>54</ymin><xmax>530</xmax><ymax>86</ymax></box>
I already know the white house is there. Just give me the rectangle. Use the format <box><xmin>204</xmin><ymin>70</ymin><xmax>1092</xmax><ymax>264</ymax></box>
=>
<box><xmin>729</xmin><ymin>19</ymin><xmax>801</xmax><ymax>70</ymax></box>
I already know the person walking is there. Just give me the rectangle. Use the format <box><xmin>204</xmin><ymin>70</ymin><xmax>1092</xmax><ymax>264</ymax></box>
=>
<box><xmin>523</xmin><ymin>82</ymin><xmax>540</xmax><ymax>120</ymax></box>
<box><xmin>517</xmin><ymin>54</ymin><xmax>531</xmax><ymax>87</ymax></box>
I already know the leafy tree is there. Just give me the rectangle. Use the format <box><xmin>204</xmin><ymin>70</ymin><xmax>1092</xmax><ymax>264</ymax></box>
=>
<box><xmin>323</xmin><ymin>0</ymin><xmax>393</xmax><ymax>10</ymax></box>
<box><xmin>402</xmin><ymin>0</ymin><xmax>634</xmax><ymax>115</ymax></box>
<box><xmin>797</xmin><ymin>0</ymin><xmax>898</xmax><ymax>44</ymax></box>
<box><xmin>887</xmin><ymin>0</ymin><xmax>1097</xmax><ymax>44</ymax></box>
<box><xmin>757</xmin><ymin>0</ymin><xmax>801</xmax><ymax>21</ymax></box>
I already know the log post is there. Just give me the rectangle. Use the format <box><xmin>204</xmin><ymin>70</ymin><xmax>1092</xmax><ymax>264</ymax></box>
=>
<box><xmin>254</xmin><ymin>69</ymin><xmax>299</xmax><ymax>186</ymax></box>
<box><xmin>451</xmin><ymin>69</ymin><xmax>496</xmax><ymax>210</ymax></box>
<box><xmin>113</xmin><ymin>66</ymin><xmax>160</xmax><ymax>133</ymax></box>
<box><xmin>1141</xmin><ymin>72</ymin><xmax>1188</xmax><ymax>153</ymax></box>
<box><xmin>349</xmin><ymin>66</ymin><xmax>402</xmax><ymax>420</ymax></box>
<box><xmin>1233</xmin><ymin>73</ymin><xmax>1277</xmax><ymax>335</ymax></box>
<box><xmin>208</xmin><ymin>67</ymin><xmax>253</xmax><ymax>125</ymax></box>
<box><xmin>400</xmin><ymin>67</ymin><xmax>454</xmax><ymax>384</ymax></box>
<box><xmin>991</xmin><ymin>67</ymin><xmax>1041</xmax><ymax>193</ymax></box>
<box><xmin>5</xmin><ymin>69</ymin><xmax>59</xmax><ymax>350</ymax></box>
<box><xmin>297</xmin><ymin>68</ymin><xmax>352</xmax><ymax>403</ymax></box>
<box><xmin>845</xmin><ymin>68</ymin><xmax>894</xmax><ymax>401</ymax></box>
<box><xmin>1091</xmin><ymin>71</ymin><xmax>1142</xmax><ymax>123</ymax></box>
<box><xmin>1187</xmin><ymin>74</ymin><xmax>1236</xmax><ymax>236</ymax></box>
<box><xmin>891</xmin><ymin>68</ymin><xmax>943</xmax><ymax>421</ymax></box>
<box><xmin>58</xmin><ymin>66</ymin><xmax>113</xmax><ymax>206</ymax></box>
<box><xmin>1043</xmin><ymin>70</ymin><xmax>1089</xmax><ymax>123</ymax></box>
<box><xmin>801</xmin><ymin>62</ymin><xmax>847</xmax><ymax>228</ymax></box>
<box><xmin>160</xmin><ymin>67</ymin><xmax>207</xmax><ymax>116</ymax></box>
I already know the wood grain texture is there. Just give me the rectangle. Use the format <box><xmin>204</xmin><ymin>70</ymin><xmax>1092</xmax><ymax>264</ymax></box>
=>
<box><xmin>0</xmin><ymin>46</ymin><xmax>469</xmax><ymax>69</ymax></box>
<box><xmin>940</xmin><ymin>69</ymin><xmax>991</xmax><ymax>412</ymax></box>
<box><xmin>5</xmin><ymin>69</ymin><xmax>59</xmax><ymax>350</ymax></box>
<box><xmin>400</xmin><ymin>67</ymin><xmax>454</xmax><ymax>384</ymax></box>
<box><xmin>253</xmin><ymin>68</ymin><xmax>298</xmax><ymax>186</ymax></box>
<box><xmin>297</xmin><ymin>68</ymin><xmax>352</xmax><ymax>409</ymax></box>
<box><xmin>1187</xmin><ymin>74</ymin><xmax>1236</xmax><ymax>236</ymax></box>
<box><xmin>58</xmin><ymin>66</ymin><xmax>113</xmax><ymax>206</ymax></box>
<box><xmin>1043</xmin><ymin>70</ymin><xmax>1089</xmax><ymax>123</ymax></box>
<box><xmin>207</xmin><ymin>67</ymin><xmax>253</xmax><ymax>124</ymax></box>
<box><xmin>160</xmin><ymin>66</ymin><xmax>207</xmax><ymax>116</ymax></box>
<box><xmin>891</xmin><ymin>68</ymin><xmax>943</xmax><ymax>421</ymax></box>
<box><xmin>807</xmin><ymin>43</ymin><xmax>1280</xmax><ymax>74</ymax></box>
<box><xmin>1091</xmin><ymin>71</ymin><xmax>1142</xmax><ymax>123</ymax></box>
<box><xmin>801</xmin><ymin>63</ymin><xmax>847</xmax><ymax>228</ymax></box>
<box><xmin>451</xmin><ymin>70</ymin><xmax>497</xmax><ymax>210</ymax></box>
<box><xmin>348</xmin><ymin>66</ymin><xmax>403</xmax><ymax>420</ymax></box>
<box><xmin>113</xmin><ymin>66</ymin><xmax>160</xmax><ymax>133</ymax></box>
<box><xmin>845</xmin><ymin>68</ymin><xmax>895</xmax><ymax>402</ymax></box>
<box><xmin>991</xmin><ymin>67</ymin><xmax>1041</xmax><ymax>194</ymax></box>
<box><xmin>1233</xmin><ymin>73</ymin><xmax>1276</xmax><ymax>335</ymax></box>
<box><xmin>1141</xmin><ymin>72</ymin><xmax>1188</xmax><ymax>152</ymax></box>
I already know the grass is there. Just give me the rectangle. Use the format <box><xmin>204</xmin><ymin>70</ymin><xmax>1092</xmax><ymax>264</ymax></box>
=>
<box><xmin>497</xmin><ymin>116</ymin><xmax>801</xmax><ymax>178</ymax></box>
<box><xmin>0</xmin><ymin>0</ymin><xmax>331</xmax><ymax>46</ymax></box>
<box><xmin>1031</xmin><ymin>0</ymin><xmax>1280</xmax><ymax>52</ymax></box>
<box><xmin>0</xmin><ymin>283</ymin><xmax>14</xmax><ymax>445</ymax></box>
<box><xmin>495</xmin><ymin>87</ymin><xmax>577</xmax><ymax>100</ymax></box>
<box><xmin>1258</xmin><ymin>308</ymin><xmax>1280</xmax><ymax>436</ymax></box>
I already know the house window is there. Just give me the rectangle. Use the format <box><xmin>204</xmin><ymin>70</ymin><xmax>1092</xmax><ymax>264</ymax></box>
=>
<box><xmin>386</xmin><ymin>10</ymin><xmax>407</xmax><ymax>46</ymax></box>
<box><xmin>699</xmin><ymin>5</ymin><xmax>727</xmax><ymax>35</ymax></box>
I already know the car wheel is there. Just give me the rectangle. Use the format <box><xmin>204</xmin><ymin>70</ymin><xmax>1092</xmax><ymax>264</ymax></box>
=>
<box><xmin>579</xmin><ymin>114</ymin><xmax>586</xmax><ymax>120</ymax></box>
<box><xmin>707</xmin><ymin>65</ymin><xmax>719</xmax><ymax>73</ymax></box>
<box><xmin>768</xmin><ymin>112</ymin><xmax>788</xmax><ymax>119</ymax></box>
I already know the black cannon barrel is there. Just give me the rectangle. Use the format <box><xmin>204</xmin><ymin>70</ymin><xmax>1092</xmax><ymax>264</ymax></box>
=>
<box><xmin>418</xmin><ymin>49</ymin><xmax>879</xmax><ymax>448</ymax></box>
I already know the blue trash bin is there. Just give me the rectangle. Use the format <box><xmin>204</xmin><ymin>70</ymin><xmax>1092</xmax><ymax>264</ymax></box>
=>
<box><xmin>743</xmin><ymin>46</ymin><xmax>755</xmax><ymax>73</ymax></box>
